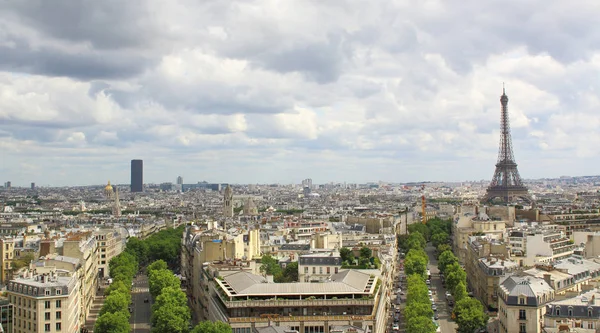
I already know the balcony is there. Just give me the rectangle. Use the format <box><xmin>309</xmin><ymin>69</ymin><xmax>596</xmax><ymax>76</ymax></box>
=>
<box><xmin>228</xmin><ymin>314</ymin><xmax>374</xmax><ymax>323</ymax></box>
<box><xmin>220</xmin><ymin>297</ymin><xmax>375</xmax><ymax>308</ymax></box>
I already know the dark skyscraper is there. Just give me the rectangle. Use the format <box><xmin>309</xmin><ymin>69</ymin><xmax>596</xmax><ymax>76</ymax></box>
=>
<box><xmin>131</xmin><ymin>159</ymin><xmax>143</xmax><ymax>192</ymax></box>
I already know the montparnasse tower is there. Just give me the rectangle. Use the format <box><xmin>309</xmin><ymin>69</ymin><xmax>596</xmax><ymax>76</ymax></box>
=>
<box><xmin>104</xmin><ymin>181</ymin><xmax>114</xmax><ymax>199</ymax></box>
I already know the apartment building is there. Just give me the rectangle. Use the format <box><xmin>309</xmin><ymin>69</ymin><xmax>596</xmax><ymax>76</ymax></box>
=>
<box><xmin>498</xmin><ymin>274</ymin><xmax>554</xmax><ymax>333</ymax></box>
<box><xmin>94</xmin><ymin>229</ymin><xmax>123</xmax><ymax>278</ymax></box>
<box><xmin>463</xmin><ymin>236</ymin><xmax>517</xmax><ymax>309</ymax></box>
<box><xmin>0</xmin><ymin>236</ymin><xmax>40</xmax><ymax>284</ymax></box>
<box><xmin>6</xmin><ymin>269</ymin><xmax>80</xmax><ymax>333</ymax></box>
<box><xmin>298</xmin><ymin>252</ymin><xmax>342</xmax><ymax>282</ymax></box>
<box><xmin>544</xmin><ymin>289</ymin><xmax>600</xmax><ymax>331</ymax></box>
<box><xmin>60</xmin><ymin>233</ymin><xmax>98</xmax><ymax>326</ymax></box>
<box><xmin>0</xmin><ymin>297</ymin><xmax>15</xmax><ymax>333</ymax></box>
<box><xmin>207</xmin><ymin>268</ymin><xmax>380</xmax><ymax>333</ymax></box>
<box><xmin>454</xmin><ymin>212</ymin><xmax>508</xmax><ymax>263</ymax></box>
<box><xmin>507</xmin><ymin>225</ymin><xmax>575</xmax><ymax>266</ymax></box>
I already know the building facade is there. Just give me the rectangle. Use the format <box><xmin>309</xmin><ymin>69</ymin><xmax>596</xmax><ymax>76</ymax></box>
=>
<box><xmin>130</xmin><ymin>159</ymin><xmax>143</xmax><ymax>193</ymax></box>
<box><xmin>94</xmin><ymin>229</ymin><xmax>123</xmax><ymax>278</ymax></box>
<box><xmin>298</xmin><ymin>253</ymin><xmax>342</xmax><ymax>283</ymax></box>
<box><xmin>498</xmin><ymin>274</ymin><xmax>554</xmax><ymax>333</ymax></box>
<box><xmin>6</xmin><ymin>269</ymin><xmax>81</xmax><ymax>333</ymax></box>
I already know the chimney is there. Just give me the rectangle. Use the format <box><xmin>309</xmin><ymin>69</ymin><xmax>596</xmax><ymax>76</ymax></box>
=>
<box><xmin>591</xmin><ymin>295</ymin><xmax>595</xmax><ymax>305</ymax></box>
<box><xmin>501</xmin><ymin>260</ymin><xmax>504</xmax><ymax>266</ymax></box>
<box><xmin>543</xmin><ymin>274</ymin><xmax>552</xmax><ymax>286</ymax></box>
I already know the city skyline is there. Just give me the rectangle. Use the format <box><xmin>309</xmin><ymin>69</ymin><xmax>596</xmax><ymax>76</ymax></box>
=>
<box><xmin>2</xmin><ymin>2</ymin><xmax>600</xmax><ymax>186</ymax></box>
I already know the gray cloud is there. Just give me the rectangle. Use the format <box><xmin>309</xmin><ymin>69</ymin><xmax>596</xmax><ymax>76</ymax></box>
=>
<box><xmin>1</xmin><ymin>0</ymin><xmax>600</xmax><ymax>185</ymax></box>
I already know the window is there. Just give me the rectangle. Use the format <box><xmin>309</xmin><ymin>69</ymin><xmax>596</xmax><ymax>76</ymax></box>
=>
<box><xmin>568</xmin><ymin>308</ymin><xmax>573</xmax><ymax>316</ymax></box>
<box><xmin>56</xmin><ymin>300</ymin><xmax>61</xmax><ymax>308</ymax></box>
<box><xmin>56</xmin><ymin>322</ymin><xmax>62</xmax><ymax>331</ymax></box>
<box><xmin>335</xmin><ymin>267</ymin><xmax>339</xmax><ymax>274</ymax></box>
<box><xmin>45</xmin><ymin>312</ymin><xmax>50</xmax><ymax>320</ymax></box>
<box><xmin>56</xmin><ymin>289</ymin><xmax>61</xmax><ymax>295</ymax></box>
<box><xmin>312</xmin><ymin>267</ymin><xmax>316</xmax><ymax>274</ymax></box>
<box><xmin>44</xmin><ymin>301</ymin><xmax>51</xmax><ymax>309</ymax></box>
<box><xmin>45</xmin><ymin>290</ymin><xmax>50</xmax><ymax>296</ymax></box>
<box><xmin>519</xmin><ymin>297</ymin><xmax>525</xmax><ymax>305</ymax></box>
<box><xmin>589</xmin><ymin>308</ymin><xmax>593</xmax><ymax>317</ymax></box>
<box><xmin>519</xmin><ymin>323</ymin><xmax>526</xmax><ymax>333</ymax></box>
<box><xmin>45</xmin><ymin>324</ymin><xmax>51</xmax><ymax>332</ymax></box>
<box><xmin>319</xmin><ymin>267</ymin><xmax>323</xmax><ymax>274</ymax></box>
<box><xmin>327</xmin><ymin>267</ymin><xmax>330</xmax><ymax>274</ymax></box>
<box><xmin>519</xmin><ymin>310</ymin><xmax>526</xmax><ymax>320</ymax></box>
<box><xmin>556</xmin><ymin>308</ymin><xmax>560</xmax><ymax>316</ymax></box>
<box><xmin>304</xmin><ymin>267</ymin><xmax>308</xmax><ymax>273</ymax></box>
<box><xmin>56</xmin><ymin>311</ymin><xmax>61</xmax><ymax>319</ymax></box>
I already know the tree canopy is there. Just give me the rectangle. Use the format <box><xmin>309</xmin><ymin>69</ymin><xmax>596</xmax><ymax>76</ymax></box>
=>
<box><xmin>94</xmin><ymin>311</ymin><xmax>130</xmax><ymax>333</ymax></box>
<box><xmin>191</xmin><ymin>321</ymin><xmax>233</xmax><ymax>333</ymax></box>
<box><xmin>149</xmin><ymin>268</ymin><xmax>181</xmax><ymax>299</ymax></box>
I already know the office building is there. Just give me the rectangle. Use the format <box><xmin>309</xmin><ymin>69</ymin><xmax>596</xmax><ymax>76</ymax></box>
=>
<box><xmin>4</xmin><ymin>182</ymin><xmax>11</xmax><ymax>189</ymax></box>
<box><xmin>177</xmin><ymin>176</ymin><xmax>183</xmax><ymax>185</ymax></box>
<box><xmin>30</xmin><ymin>183</ymin><xmax>35</xmax><ymax>190</ymax></box>
<box><xmin>131</xmin><ymin>159</ymin><xmax>143</xmax><ymax>192</ymax></box>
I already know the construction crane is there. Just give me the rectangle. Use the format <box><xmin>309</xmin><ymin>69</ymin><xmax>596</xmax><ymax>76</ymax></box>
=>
<box><xmin>421</xmin><ymin>185</ymin><xmax>427</xmax><ymax>224</ymax></box>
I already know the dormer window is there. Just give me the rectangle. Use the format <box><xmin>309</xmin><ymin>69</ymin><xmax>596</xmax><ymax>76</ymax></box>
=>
<box><xmin>589</xmin><ymin>307</ymin><xmax>593</xmax><ymax>317</ymax></box>
<box><xmin>568</xmin><ymin>307</ymin><xmax>573</xmax><ymax>316</ymax></box>
<box><xmin>519</xmin><ymin>297</ymin><xmax>526</xmax><ymax>305</ymax></box>
<box><xmin>556</xmin><ymin>307</ymin><xmax>561</xmax><ymax>316</ymax></box>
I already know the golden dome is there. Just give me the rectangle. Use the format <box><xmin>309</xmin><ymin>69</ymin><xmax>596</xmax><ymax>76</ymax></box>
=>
<box><xmin>104</xmin><ymin>181</ymin><xmax>113</xmax><ymax>192</ymax></box>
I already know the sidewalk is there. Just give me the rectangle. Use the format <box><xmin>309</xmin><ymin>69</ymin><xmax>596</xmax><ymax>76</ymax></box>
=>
<box><xmin>83</xmin><ymin>288</ymin><xmax>106</xmax><ymax>333</ymax></box>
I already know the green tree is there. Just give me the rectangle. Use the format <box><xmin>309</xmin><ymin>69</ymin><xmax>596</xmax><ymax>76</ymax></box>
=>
<box><xmin>152</xmin><ymin>286</ymin><xmax>188</xmax><ymax>316</ymax></box>
<box><xmin>445</xmin><ymin>263</ymin><xmax>466</xmax><ymax>295</ymax></box>
<box><xmin>100</xmin><ymin>291</ymin><xmax>130</xmax><ymax>317</ymax></box>
<box><xmin>437</xmin><ymin>250</ymin><xmax>458</xmax><ymax>275</ymax></box>
<box><xmin>407</xmin><ymin>232</ymin><xmax>427</xmax><ymax>250</ymax></box>
<box><xmin>406</xmin><ymin>274</ymin><xmax>429</xmax><ymax>306</ymax></box>
<box><xmin>408</xmin><ymin>223</ymin><xmax>431</xmax><ymax>240</ymax></box>
<box><xmin>149</xmin><ymin>269</ymin><xmax>181</xmax><ymax>299</ymax></box>
<box><xmin>431</xmin><ymin>232</ymin><xmax>449</xmax><ymax>248</ymax></box>
<box><xmin>359</xmin><ymin>246</ymin><xmax>372</xmax><ymax>259</ymax></box>
<box><xmin>191</xmin><ymin>321</ymin><xmax>233</xmax><ymax>333</ymax></box>
<box><xmin>397</xmin><ymin>234</ymin><xmax>410</xmax><ymax>253</ymax></box>
<box><xmin>125</xmin><ymin>237</ymin><xmax>150</xmax><ymax>265</ymax></box>
<box><xmin>453</xmin><ymin>281</ymin><xmax>468</xmax><ymax>302</ymax></box>
<box><xmin>339</xmin><ymin>247</ymin><xmax>354</xmax><ymax>263</ymax></box>
<box><xmin>406</xmin><ymin>315</ymin><xmax>437</xmax><ymax>333</ymax></box>
<box><xmin>275</xmin><ymin>262</ymin><xmax>299</xmax><ymax>283</ymax></box>
<box><xmin>259</xmin><ymin>254</ymin><xmax>282</xmax><ymax>277</ymax></box>
<box><xmin>436</xmin><ymin>244</ymin><xmax>451</xmax><ymax>258</ymax></box>
<box><xmin>94</xmin><ymin>312</ymin><xmax>130</xmax><ymax>333</ymax></box>
<box><xmin>404</xmin><ymin>301</ymin><xmax>434</xmax><ymax>319</ymax></box>
<box><xmin>105</xmin><ymin>280</ymin><xmax>129</xmax><ymax>298</ymax></box>
<box><xmin>454</xmin><ymin>297</ymin><xmax>488</xmax><ymax>333</ymax></box>
<box><xmin>11</xmin><ymin>252</ymin><xmax>35</xmax><ymax>271</ymax></box>
<box><xmin>404</xmin><ymin>249</ymin><xmax>428</xmax><ymax>278</ymax></box>
<box><xmin>148</xmin><ymin>260</ymin><xmax>168</xmax><ymax>275</ymax></box>
<box><xmin>151</xmin><ymin>303</ymin><xmax>191</xmax><ymax>333</ymax></box>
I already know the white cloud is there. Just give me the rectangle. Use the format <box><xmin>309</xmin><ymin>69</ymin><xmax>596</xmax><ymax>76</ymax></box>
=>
<box><xmin>1</xmin><ymin>0</ymin><xmax>600</xmax><ymax>185</ymax></box>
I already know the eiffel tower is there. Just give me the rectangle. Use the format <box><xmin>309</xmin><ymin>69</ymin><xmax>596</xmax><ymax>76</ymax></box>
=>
<box><xmin>483</xmin><ymin>86</ymin><xmax>532</xmax><ymax>204</ymax></box>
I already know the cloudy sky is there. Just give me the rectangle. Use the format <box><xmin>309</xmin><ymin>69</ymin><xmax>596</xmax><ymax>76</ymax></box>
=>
<box><xmin>1</xmin><ymin>1</ymin><xmax>599</xmax><ymax>186</ymax></box>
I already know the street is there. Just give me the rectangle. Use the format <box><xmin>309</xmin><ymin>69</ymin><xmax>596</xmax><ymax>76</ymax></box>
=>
<box><xmin>131</xmin><ymin>274</ymin><xmax>152</xmax><ymax>333</ymax></box>
<box><xmin>425</xmin><ymin>243</ymin><xmax>457</xmax><ymax>333</ymax></box>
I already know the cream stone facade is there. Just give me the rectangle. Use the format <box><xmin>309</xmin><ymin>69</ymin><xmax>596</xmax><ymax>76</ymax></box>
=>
<box><xmin>94</xmin><ymin>229</ymin><xmax>123</xmax><ymax>278</ymax></box>
<box><xmin>7</xmin><ymin>269</ymin><xmax>81</xmax><ymax>333</ymax></box>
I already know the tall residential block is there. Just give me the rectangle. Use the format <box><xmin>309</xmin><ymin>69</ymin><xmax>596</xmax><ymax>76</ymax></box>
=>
<box><xmin>7</xmin><ymin>269</ymin><xmax>81</xmax><ymax>333</ymax></box>
<box><xmin>131</xmin><ymin>159</ymin><xmax>143</xmax><ymax>192</ymax></box>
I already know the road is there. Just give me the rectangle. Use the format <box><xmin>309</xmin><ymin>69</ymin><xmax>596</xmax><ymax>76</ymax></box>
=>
<box><xmin>425</xmin><ymin>244</ymin><xmax>457</xmax><ymax>333</ymax></box>
<box><xmin>131</xmin><ymin>274</ymin><xmax>152</xmax><ymax>333</ymax></box>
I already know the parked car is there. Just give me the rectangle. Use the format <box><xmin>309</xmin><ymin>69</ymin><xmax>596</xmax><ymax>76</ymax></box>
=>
<box><xmin>445</xmin><ymin>291</ymin><xmax>452</xmax><ymax>298</ymax></box>
<box><xmin>392</xmin><ymin>323</ymin><xmax>400</xmax><ymax>331</ymax></box>
<box><xmin>144</xmin><ymin>298</ymin><xmax>149</xmax><ymax>303</ymax></box>
<box><xmin>432</xmin><ymin>304</ymin><xmax>438</xmax><ymax>311</ymax></box>
<box><xmin>434</xmin><ymin>312</ymin><xmax>439</xmax><ymax>320</ymax></box>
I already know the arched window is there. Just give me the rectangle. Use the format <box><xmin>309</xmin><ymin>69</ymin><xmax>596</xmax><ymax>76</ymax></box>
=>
<box><xmin>556</xmin><ymin>307</ymin><xmax>561</xmax><ymax>316</ymax></box>
<box><xmin>568</xmin><ymin>307</ymin><xmax>573</xmax><ymax>316</ymax></box>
